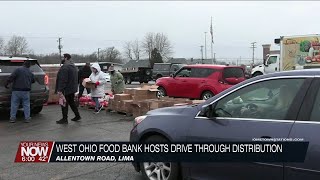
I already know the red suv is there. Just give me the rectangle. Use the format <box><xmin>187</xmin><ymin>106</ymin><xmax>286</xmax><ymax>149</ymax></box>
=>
<box><xmin>156</xmin><ymin>64</ymin><xmax>245</xmax><ymax>100</ymax></box>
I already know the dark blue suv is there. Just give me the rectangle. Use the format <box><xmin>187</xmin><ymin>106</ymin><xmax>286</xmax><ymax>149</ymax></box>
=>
<box><xmin>130</xmin><ymin>69</ymin><xmax>320</xmax><ymax>180</ymax></box>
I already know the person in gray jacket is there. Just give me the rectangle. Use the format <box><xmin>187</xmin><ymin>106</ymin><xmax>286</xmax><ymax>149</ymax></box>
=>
<box><xmin>5</xmin><ymin>61</ymin><xmax>35</xmax><ymax>123</ymax></box>
<box><xmin>55</xmin><ymin>53</ymin><xmax>81</xmax><ymax>124</ymax></box>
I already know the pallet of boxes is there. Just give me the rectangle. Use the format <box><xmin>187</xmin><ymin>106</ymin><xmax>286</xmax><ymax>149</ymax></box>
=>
<box><xmin>107</xmin><ymin>84</ymin><xmax>206</xmax><ymax>117</ymax></box>
<box><xmin>42</xmin><ymin>66</ymin><xmax>61</xmax><ymax>104</ymax></box>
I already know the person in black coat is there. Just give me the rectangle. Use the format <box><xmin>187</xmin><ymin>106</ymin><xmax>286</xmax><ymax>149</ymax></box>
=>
<box><xmin>78</xmin><ymin>62</ymin><xmax>92</xmax><ymax>98</ymax></box>
<box><xmin>6</xmin><ymin>61</ymin><xmax>35</xmax><ymax>123</ymax></box>
<box><xmin>55</xmin><ymin>53</ymin><xmax>81</xmax><ymax>124</ymax></box>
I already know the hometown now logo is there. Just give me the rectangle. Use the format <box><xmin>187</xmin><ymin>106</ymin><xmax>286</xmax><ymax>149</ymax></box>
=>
<box><xmin>15</xmin><ymin>141</ymin><xmax>54</xmax><ymax>163</ymax></box>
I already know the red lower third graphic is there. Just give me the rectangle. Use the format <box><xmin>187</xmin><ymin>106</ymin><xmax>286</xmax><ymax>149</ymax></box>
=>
<box><xmin>15</xmin><ymin>141</ymin><xmax>54</xmax><ymax>163</ymax></box>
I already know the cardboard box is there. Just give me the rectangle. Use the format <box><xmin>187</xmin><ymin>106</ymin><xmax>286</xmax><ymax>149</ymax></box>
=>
<box><xmin>191</xmin><ymin>100</ymin><xmax>206</xmax><ymax>104</ymax></box>
<box><xmin>133</xmin><ymin>88</ymin><xmax>149</xmax><ymax>96</ymax></box>
<box><xmin>114</xmin><ymin>94</ymin><xmax>132</xmax><ymax>101</ymax></box>
<box><xmin>174</xmin><ymin>103</ymin><xmax>190</xmax><ymax>106</ymax></box>
<box><xmin>150</xmin><ymin>100</ymin><xmax>168</xmax><ymax>110</ymax></box>
<box><xmin>82</xmin><ymin>78</ymin><xmax>96</xmax><ymax>89</ymax></box>
<box><xmin>124</xmin><ymin>88</ymin><xmax>136</xmax><ymax>95</ymax></box>
<box><xmin>122</xmin><ymin>100</ymin><xmax>134</xmax><ymax>114</ymax></box>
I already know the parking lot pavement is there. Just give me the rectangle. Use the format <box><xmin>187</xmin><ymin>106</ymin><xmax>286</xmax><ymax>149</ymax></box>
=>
<box><xmin>104</xmin><ymin>81</ymin><xmax>155</xmax><ymax>91</ymax></box>
<box><xmin>0</xmin><ymin>105</ymin><xmax>144</xmax><ymax>180</ymax></box>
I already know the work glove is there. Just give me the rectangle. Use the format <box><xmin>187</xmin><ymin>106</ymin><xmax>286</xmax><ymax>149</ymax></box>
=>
<box><xmin>95</xmin><ymin>81</ymin><xmax>100</xmax><ymax>88</ymax></box>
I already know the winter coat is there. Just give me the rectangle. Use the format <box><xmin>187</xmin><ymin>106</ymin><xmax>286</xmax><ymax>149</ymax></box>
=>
<box><xmin>78</xmin><ymin>65</ymin><xmax>92</xmax><ymax>84</ymax></box>
<box><xmin>110</xmin><ymin>71</ymin><xmax>125</xmax><ymax>94</ymax></box>
<box><xmin>89</xmin><ymin>63</ymin><xmax>107</xmax><ymax>97</ymax></box>
<box><xmin>7</xmin><ymin>66</ymin><xmax>35</xmax><ymax>91</ymax></box>
<box><xmin>55</xmin><ymin>60</ymin><xmax>78</xmax><ymax>95</ymax></box>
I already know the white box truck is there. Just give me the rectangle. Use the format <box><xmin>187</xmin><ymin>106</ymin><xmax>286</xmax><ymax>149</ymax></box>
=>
<box><xmin>251</xmin><ymin>34</ymin><xmax>320</xmax><ymax>77</ymax></box>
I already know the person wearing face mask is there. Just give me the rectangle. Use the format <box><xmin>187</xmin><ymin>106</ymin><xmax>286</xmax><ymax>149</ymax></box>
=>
<box><xmin>89</xmin><ymin>63</ymin><xmax>107</xmax><ymax>114</ymax></box>
<box><xmin>109</xmin><ymin>65</ymin><xmax>124</xmax><ymax>94</ymax></box>
<box><xmin>55</xmin><ymin>53</ymin><xmax>81</xmax><ymax>124</ymax></box>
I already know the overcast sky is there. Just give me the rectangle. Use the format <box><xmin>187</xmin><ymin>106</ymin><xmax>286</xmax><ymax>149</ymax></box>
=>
<box><xmin>0</xmin><ymin>1</ymin><xmax>319</xmax><ymax>62</ymax></box>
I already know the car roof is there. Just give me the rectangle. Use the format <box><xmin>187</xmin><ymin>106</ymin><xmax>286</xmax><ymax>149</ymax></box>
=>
<box><xmin>254</xmin><ymin>69</ymin><xmax>320</xmax><ymax>79</ymax></box>
<box><xmin>0</xmin><ymin>56</ymin><xmax>37</xmax><ymax>61</ymax></box>
<box><xmin>204</xmin><ymin>69</ymin><xmax>320</xmax><ymax>105</ymax></box>
<box><xmin>184</xmin><ymin>64</ymin><xmax>242</xmax><ymax>70</ymax></box>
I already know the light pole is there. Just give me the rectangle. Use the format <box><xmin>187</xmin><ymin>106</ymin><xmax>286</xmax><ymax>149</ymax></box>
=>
<box><xmin>97</xmin><ymin>48</ymin><xmax>101</xmax><ymax>62</ymax></box>
<box><xmin>251</xmin><ymin>42</ymin><xmax>257</xmax><ymax>65</ymax></box>
<box><xmin>204</xmin><ymin>32</ymin><xmax>207</xmax><ymax>60</ymax></box>
<box><xmin>200</xmin><ymin>46</ymin><xmax>204</xmax><ymax>64</ymax></box>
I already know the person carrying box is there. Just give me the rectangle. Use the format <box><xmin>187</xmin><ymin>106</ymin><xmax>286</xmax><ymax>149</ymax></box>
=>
<box><xmin>89</xmin><ymin>63</ymin><xmax>107</xmax><ymax>114</ymax></box>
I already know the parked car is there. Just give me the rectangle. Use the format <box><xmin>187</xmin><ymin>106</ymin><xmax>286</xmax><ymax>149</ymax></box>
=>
<box><xmin>105</xmin><ymin>72</ymin><xmax>110</xmax><ymax>82</ymax></box>
<box><xmin>156</xmin><ymin>64</ymin><xmax>246</xmax><ymax>100</ymax></box>
<box><xmin>0</xmin><ymin>56</ymin><xmax>49</xmax><ymax>114</ymax></box>
<box><xmin>152</xmin><ymin>63</ymin><xmax>185</xmax><ymax>80</ymax></box>
<box><xmin>131</xmin><ymin>69</ymin><xmax>320</xmax><ymax>180</ymax></box>
<box><xmin>121</xmin><ymin>67</ymin><xmax>153</xmax><ymax>84</ymax></box>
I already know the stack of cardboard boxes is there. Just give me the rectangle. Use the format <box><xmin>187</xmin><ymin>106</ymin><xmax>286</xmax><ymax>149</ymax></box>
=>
<box><xmin>107</xmin><ymin>85</ymin><xmax>205</xmax><ymax>117</ymax></box>
<box><xmin>42</xmin><ymin>66</ymin><xmax>60</xmax><ymax>104</ymax></box>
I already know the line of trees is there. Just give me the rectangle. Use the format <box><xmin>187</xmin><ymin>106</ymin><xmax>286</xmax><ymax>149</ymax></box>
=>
<box><xmin>0</xmin><ymin>32</ymin><xmax>174</xmax><ymax>65</ymax></box>
<box><xmin>123</xmin><ymin>32</ymin><xmax>173</xmax><ymax>61</ymax></box>
<box><xmin>0</xmin><ymin>35</ymin><xmax>33</xmax><ymax>56</ymax></box>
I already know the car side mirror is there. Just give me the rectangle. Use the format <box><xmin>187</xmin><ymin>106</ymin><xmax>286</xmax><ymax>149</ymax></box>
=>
<box><xmin>200</xmin><ymin>104</ymin><xmax>215</xmax><ymax>118</ymax></box>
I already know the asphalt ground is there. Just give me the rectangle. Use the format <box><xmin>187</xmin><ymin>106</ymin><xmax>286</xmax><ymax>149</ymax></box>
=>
<box><xmin>0</xmin><ymin>104</ymin><xmax>145</xmax><ymax>180</ymax></box>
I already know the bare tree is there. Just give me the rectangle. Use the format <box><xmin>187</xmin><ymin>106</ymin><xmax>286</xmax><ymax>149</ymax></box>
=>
<box><xmin>123</xmin><ymin>41</ymin><xmax>133</xmax><ymax>60</ymax></box>
<box><xmin>5</xmin><ymin>35</ymin><xmax>31</xmax><ymax>56</ymax></box>
<box><xmin>142</xmin><ymin>32</ymin><xmax>173</xmax><ymax>60</ymax></box>
<box><xmin>132</xmin><ymin>39</ymin><xmax>141</xmax><ymax>60</ymax></box>
<box><xmin>0</xmin><ymin>37</ymin><xmax>4</xmax><ymax>55</ymax></box>
<box><xmin>100</xmin><ymin>47</ymin><xmax>122</xmax><ymax>63</ymax></box>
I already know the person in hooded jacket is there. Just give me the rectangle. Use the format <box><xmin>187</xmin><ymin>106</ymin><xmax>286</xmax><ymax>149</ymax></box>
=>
<box><xmin>109</xmin><ymin>65</ymin><xmax>125</xmax><ymax>94</ymax></box>
<box><xmin>89</xmin><ymin>63</ymin><xmax>107</xmax><ymax>113</ymax></box>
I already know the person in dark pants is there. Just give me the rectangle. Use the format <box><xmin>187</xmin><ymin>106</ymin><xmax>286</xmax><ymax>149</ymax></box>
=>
<box><xmin>5</xmin><ymin>61</ymin><xmax>35</xmax><ymax>123</ymax></box>
<box><xmin>55</xmin><ymin>53</ymin><xmax>81</xmax><ymax>124</ymax></box>
<box><xmin>78</xmin><ymin>62</ymin><xmax>92</xmax><ymax>98</ymax></box>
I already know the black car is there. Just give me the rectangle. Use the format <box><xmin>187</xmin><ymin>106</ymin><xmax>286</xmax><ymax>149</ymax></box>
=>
<box><xmin>131</xmin><ymin>69</ymin><xmax>320</xmax><ymax>180</ymax></box>
<box><xmin>0</xmin><ymin>56</ymin><xmax>49</xmax><ymax>114</ymax></box>
<box><xmin>152</xmin><ymin>63</ymin><xmax>185</xmax><ymax>80</ymax></box>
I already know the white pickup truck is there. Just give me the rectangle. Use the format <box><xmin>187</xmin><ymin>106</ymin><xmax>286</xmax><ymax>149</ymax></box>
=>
<box><xmin>251</xmin><ymin>34</ymin><xmax>320</xmax><ymax>77</ymax></box>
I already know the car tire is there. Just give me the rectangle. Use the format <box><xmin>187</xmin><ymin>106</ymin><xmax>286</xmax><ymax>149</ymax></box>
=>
<box><xmin>140</xmin><ymin>135</ymin><xmax>179</xmax><ymax>180</ymax></box>
<box><xmin>252</xmin><ymin>72</ymin><xmax>263</xmax><ymax>77</ymax></box>
<box><xmin>157</xmin><ymin>87</ymin><xmax>167</xmax><ymax>98</ymax></box>
<box><xmin>145</xmin><ymin>70</ymin><xmax>152</xmax><ymax>76</ymax></box>
<box><xmin>31</xmin><ymin>106</ymin><xmax>43</xmax><ymax>114</ymax></box>
<box><xmin>201</xmin><ymin>91</ymin><xmax>214</xmax><ymax>100</ymax></box>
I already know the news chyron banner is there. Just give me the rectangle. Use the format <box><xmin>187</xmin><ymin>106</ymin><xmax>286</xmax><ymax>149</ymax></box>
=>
<box><xmin>15</xmin><ymin>141</ymin><xmax>309</xmax><ymax>163</ymax></box>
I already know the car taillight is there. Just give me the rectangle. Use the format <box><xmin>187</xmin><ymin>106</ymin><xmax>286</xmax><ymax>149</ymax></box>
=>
<box><xmin>44</xmin><ymin>74</ymin><xmax>49</xmax><ymax>85</ymax></box>
<box><xmin>10</xmin><ymin>60</ymin><xmax>24</xmax><ymax>62</ymax></box>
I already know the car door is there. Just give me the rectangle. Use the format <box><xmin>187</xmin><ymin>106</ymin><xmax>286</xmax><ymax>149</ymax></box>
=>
<box><xmin>285</xmin><ymin>78</ymin><xmax>320</xmax><ymax>180</ymax></box>
<box><xmin>185</xmin><ymin>77</ymin><xmax>311</xmax><ymax>180</ymax></box>
<box><xmin>170</xmin><ymin>67</ymin><xmax>191</xmax><ymax>97</ymax></box>
<box><xmin>265</xmin><ymin>55</ymin><xmax>279</xmax><ymax>74</ymax></box>
<box><xmin>188</xmin><ymin>68</ymin><xmax>212</xmax><ymax>99</ymax></box>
